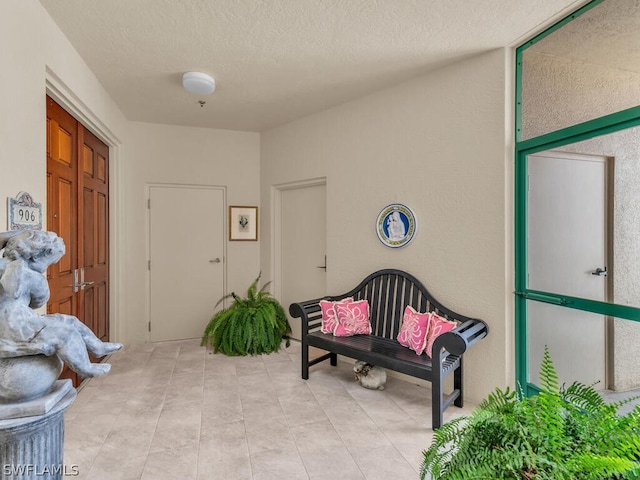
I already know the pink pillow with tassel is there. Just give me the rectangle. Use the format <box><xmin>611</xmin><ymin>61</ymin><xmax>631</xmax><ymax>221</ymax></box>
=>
<box><xmin>397</xmin><ymin>305</ymin><xmax>432</xmax><ymax>355</ymax></box>
<box><xmin>333</xmin><ymin>300</ymin><xmax>371</xmax><ymax>336</ymax></box>
<box><xmin>319</xmin><ymin>298</ymin><xmax>353</xmax><ymax>334</ymax></box>
<box><xmin>424</xmin><ymin>312</ymin><xmax>457</xmax><ymax>357</ymax></box>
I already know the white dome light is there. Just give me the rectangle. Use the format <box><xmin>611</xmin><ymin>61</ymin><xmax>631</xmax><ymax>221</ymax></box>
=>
<box><xmin>182</xmin><ymin>72</ymin><xmax>216</xmax><ymax>95</ymax></box>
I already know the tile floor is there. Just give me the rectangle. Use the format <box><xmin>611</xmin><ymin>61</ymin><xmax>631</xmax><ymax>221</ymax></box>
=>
<box><xmin>63</xmin><ymin>339</ymin><xmax>474</xmax><ymax>480</ymax></box>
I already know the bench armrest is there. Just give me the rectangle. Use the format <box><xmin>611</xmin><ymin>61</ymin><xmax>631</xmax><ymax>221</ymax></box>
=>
<box><xmin>289</xmin><ymin>300</ymin><xmax>319</xmax><ymax>320</ymax></box>
<box><xmin>433</xmin><ymin>319</ymin><xmax>489</xmax><ymax>357</ymax></box>
<box><xmin>289</xmin><ymin>298</ymin><xmax>328</xmax><ymax>336</ymax></box>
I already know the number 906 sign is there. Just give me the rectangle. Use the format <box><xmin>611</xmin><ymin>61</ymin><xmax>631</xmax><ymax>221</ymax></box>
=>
<box><xmin>8</xmin><ymin>192</ymin><xmax>42</xmax><ymax>230</ymax></box>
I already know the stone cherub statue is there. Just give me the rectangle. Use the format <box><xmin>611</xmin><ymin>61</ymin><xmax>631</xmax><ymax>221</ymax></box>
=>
<box><xmin>0</xmin><ymin>230</ymin><xmax>122</xmax><ymax>378</ymax></box>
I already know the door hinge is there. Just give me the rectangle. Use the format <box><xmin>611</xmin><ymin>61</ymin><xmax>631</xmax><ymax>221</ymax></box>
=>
<box><xmin>148</xmin><ymin>321</ymin><xmax>151</xmax><ymax>332</ymax></box>
<box><xmin>148</xmin><ymin>260</ymin><xmax>151</xmax><ymax>271</ymax></box>
<box><xmin>147</xmin><ymin>198</ymin><xmax>151</xmax><ymax>209</ymax></box>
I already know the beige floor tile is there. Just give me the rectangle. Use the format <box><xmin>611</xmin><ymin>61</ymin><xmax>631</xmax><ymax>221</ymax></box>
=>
<box><xmin>250</xmin><ymin>448</ymin><xmax>308</xmax><ymax>480</ymax></box>
<box><xmin>63</xmin><ymin>435</ymin><xmax>102</xmax><ymax>476</ymax></box>
<box><xmin>198</xmin><ymin>420</ymin><xmax>253</xmax><ymax>478</ymax></box>
<box><xmin>63</xmin><ymin>339</ymin><xmax>452</xmax><ymax>480</ymax></box>
<box><xmin>244</xmin><ymin>417</ymin><xmax>297</xmax><ymax>455</ymax></box>
<box><xmin>141</xmin><ymin>445</ymin><xmax>198</xmax><ymax>480</ymax></box>
<box><xmin>99</xmin><ymin>421</ymin><xmax>156</xmax><ymax>458</ymax></box>
<box><xmin>300</xmin><ymin>448</ymin><xmax>365</xmax><ymax>480</ymax></box>
<box><xmin>278</xmin><ymin>391</ymin><xmax>329</xmax><ymax>427</ymax></box>
<box><xmin>87</xmin><ymin>453</ymin><xmax>147</xmax><ymax>480</ymax></box>
<box><xmin>197</xmin><ymin>452</ymin><xmax>253</xmax><ymax>480</ymax></box>
<box><xmin>350</xmin><ymin>444</ymin><xmax>421</xmax><ymax>480</ymax></box>
<box><xmin>148</xmin><ymin>418</ymin><xmax>201</xmax><ymax>454</ymax></box>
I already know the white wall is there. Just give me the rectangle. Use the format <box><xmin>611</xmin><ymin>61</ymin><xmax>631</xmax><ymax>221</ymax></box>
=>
<box><xmin>124</xmin><ymin>122</ymin><xmax>260</xmax><ymax>343</ymax></box>
<box><xmin>261</xmin><ymin>49</ymin><xmax>514</xmax><ymax>402</ymax></box>
<box><xmin>0</xmin><ymin>0</ymin><xmax>130</xmax><ymax>341</ymax></box>
<box><xmin>0</xmin><ymin>1</ymin><xmax>125</xmax><ymax>230</ymax></box>
<box><xmin>0</xmin><ymin>0</ymin><xmax>262</xmax><ymax>346</ymax></box>
<box><xmin>3</xmin><ymin>2</ymin><xmax>516</xmax><ymax>402</ymax></box>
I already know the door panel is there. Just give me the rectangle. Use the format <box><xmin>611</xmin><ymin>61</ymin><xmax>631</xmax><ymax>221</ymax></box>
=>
<box><xmin>46</xmin><ymin>96</ymin><xmax>110</xmax><ymax>385</ymax></box>
<box><xmin>46</xmin><ymin>100</ymin><xmax>78</xmax><ymax>320</ymax></box>
<box><xmin>527</xmin><ymin>151</ymin><xmax>608</xmax><ymax>388</ymax></box>
<box><xmin>149</xmin><ymin>186</ymin><xmax>225</xmax><ymax>342</ymax></box>
<box><xmin>280</xmin><ymin>183</ymin><xmax>327</xmax><ymax>340</ymax></box>
<box><xmin>80</xmin><ymin>128</ymin><xmax>110</xmax><ymax>342</ymax></box>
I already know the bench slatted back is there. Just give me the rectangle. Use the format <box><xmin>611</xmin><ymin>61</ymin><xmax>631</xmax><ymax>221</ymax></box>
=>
<box><xmin>340</xmin><ymin>269</ymin><xmax>476</xmax><ymax>340</ymax></box>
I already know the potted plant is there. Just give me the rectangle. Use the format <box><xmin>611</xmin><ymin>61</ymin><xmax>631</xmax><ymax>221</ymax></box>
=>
<box><xmin>421</xmin><ymin>346</ymin><xmax>640</xmax><ymax>480</ymax></box>
<box><xmin>201</xmin><ymin>273</ymin><xmax>291</xmax><ymax>356</ymax></box>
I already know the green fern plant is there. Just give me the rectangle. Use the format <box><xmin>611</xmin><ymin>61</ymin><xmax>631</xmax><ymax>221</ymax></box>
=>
<box><xmin>201</xmin><ymin>273</ymin><xmax>291</xmax><ymax>356</ymax></box>
<box><xmin>421</xmin><ymin>346</ymin><xmax>640</xmax><ymax>480</ymax></box>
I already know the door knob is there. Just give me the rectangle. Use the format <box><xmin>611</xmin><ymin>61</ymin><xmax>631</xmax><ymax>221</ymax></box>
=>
<box><xmin>591</xmin><ymin>267</ymin><xmax>607</xmax><ymax>277</ymax></box>
<box><xmin>209</xmin><ymin>258</ymin><xmax>221</xmax><ymax>263</ymax></box>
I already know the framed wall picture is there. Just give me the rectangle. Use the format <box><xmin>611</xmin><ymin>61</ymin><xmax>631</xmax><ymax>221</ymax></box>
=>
<box><xmin>229</xmin><ymin>206</ymin><xmax>258</xmax><ymax>241</ymax></box>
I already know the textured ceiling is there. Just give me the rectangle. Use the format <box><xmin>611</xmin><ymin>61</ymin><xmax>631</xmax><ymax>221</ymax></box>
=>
<box><xmin>40</xmin><ymin>0</ymin><xmax>585</xmax><ymax>132</ymax></box>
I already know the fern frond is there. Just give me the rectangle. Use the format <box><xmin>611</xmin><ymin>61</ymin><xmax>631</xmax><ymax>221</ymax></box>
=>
<box><xmin>562</xmin><ymin>381</ymin><xmax>607</xmax><ymax>413</ymax></box>
<box><xmin>201</xmin><ymin>272</ymin><xmax>290</xmax><ymax>356</ymax></box>
<box><xmin>201</xmin><ymin>308</ymin><xmax>232</xmax><ymax>348</ymax></box>
<box><xmin>259</xmin><ymin>279</ymin><xmax>273</xmax><ymax>294</ymax></box>
<box><xmin>214</xmin><ymin>292</ymin><xmax>235</xmax><ymax>309</ymax></box>
<box><xmin>539</xmin><ymin>345</ymin><xmax>560</xmax><ymax>395</ymax></box>
<box><xmin>568</xmin><ymin>453</ymin><xmax>639</xmax><ymax>480</ymax></box>
<box><xmin>420</xmin><ymin>346</ymin><xmax>640</xmax><ymax>480</ymax></box>
<box><xmin>421</xmin><ymin>417</ymin><xmax>467</xmax><ymax>480</ymax></box>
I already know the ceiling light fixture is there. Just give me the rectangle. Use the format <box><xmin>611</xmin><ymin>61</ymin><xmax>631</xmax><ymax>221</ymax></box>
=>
<box><xmin>182</xmin><ymin>72</ymin><xmax>216</xmax><ymax>95</ymax></box>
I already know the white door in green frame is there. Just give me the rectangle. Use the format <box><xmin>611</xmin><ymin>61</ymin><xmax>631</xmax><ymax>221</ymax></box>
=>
<box><xmin>527</xmin><ymin>151</ymin><xmax>609</xmax><ymax>388</ymax></box>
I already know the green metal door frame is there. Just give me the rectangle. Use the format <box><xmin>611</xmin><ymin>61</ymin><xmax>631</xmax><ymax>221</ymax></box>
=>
<box><xmin>514</xmin><ymin>0</ymin><xmax>640</xmax><ymax>395</ymax></box>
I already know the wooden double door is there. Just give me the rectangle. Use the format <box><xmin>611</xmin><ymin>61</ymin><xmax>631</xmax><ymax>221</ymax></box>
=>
<box><xmin>46</xmin><ymin>96</ymin><xmax>110</xmax><ymax>386</ymax></box>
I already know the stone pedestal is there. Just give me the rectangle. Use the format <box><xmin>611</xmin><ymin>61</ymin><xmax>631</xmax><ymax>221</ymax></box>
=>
<box><xmin>0</xmin><ymin>381</ymin><xmax>76</xmax><ymax>480</ymax></box>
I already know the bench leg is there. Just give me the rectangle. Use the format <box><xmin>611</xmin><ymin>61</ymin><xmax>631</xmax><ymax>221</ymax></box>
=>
<box><xmin>454</xmin><ymin>357</ymin><xmax>463</xmax><ymax>408</ymax></box>
<box><xmin>432</xmin><ymin>372</ymin><xmax>444</xmax><ymax>430</ymax></box>
<box><xmin>302</xmin><ymin>341</ymin><xmax>309</xmax><ymax>380</ymax></box>
<box><xmin>330</xmin><ymin>352</ymin><xmax>337</xmax><ymax>366</ymax></box>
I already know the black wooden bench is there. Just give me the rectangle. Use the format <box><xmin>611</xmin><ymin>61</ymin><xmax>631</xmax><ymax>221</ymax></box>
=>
<box><xmin>289</xmin><ymin>269</ymin><xmax>489</xmax><ymax>429</ymax></box>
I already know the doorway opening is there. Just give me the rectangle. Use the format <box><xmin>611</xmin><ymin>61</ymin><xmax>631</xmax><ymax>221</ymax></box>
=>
<box><xmin>272</xmin><ymin>178</ymin><xmax>327</xmax><ymax>341</ymax></box>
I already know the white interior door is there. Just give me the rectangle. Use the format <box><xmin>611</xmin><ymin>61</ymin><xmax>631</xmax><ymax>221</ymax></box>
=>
<box><xmin>149</xmin><ymin>185</ymin><xmax>225</xmax><ymax>342</ymax></box>
<box><xmin>280</xmin><ymin>183</ymin><xmax>327</xmax><ymax>340</ymax></box>
<box><xmin>527</xmin><ymin>151</ymin><xmax>609</xmax><ymax>388</ymax></box>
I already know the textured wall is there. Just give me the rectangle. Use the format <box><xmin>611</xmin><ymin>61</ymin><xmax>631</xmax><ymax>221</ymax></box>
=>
<box><xmin>523</xmin><ymin>50</ymin><xmax>640</xmax><ymax>391</ymax></box>
<box><xmin>0</xmin><ymin>0</ymin><xmax>262</xmax><ymax>346</ymax></box>
<box><xmin>521</xmin><ymin>52</ymin><xmax>640</xmax><ymax>140</ymax></box>
<box><xmin>0</xmin><ymin>0</ymin><xmax>129</xmax><ymax>342</ymax></box>
<box><xmin>124</xmin><ymin>122</ymin><xmax>261</xmax><ymax>344</ymax></box>
<box><xmin>261</xmin><ymin>49</ymin><xmax>514</xmax><ymax>403</ymax></box>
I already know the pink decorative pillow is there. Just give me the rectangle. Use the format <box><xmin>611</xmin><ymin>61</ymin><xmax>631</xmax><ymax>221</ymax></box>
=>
<box><xmin>333</xmin><ymin>300</ymin><xmax>371</xmax><ymax>336</ymax></box>
<box><xmin>424</xmin><ymin>312</ymin><xmax>457</xmax><ymax>358</ymax></box>
<box><xmin>319</xmin><ymin>298</ymin><xmax>353</xmax><ymax>334</ymax></box>
<box><xmin>397</xmin><ymin>306</ymin><xmax>432</xmax><ymax>355</ymax></box>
